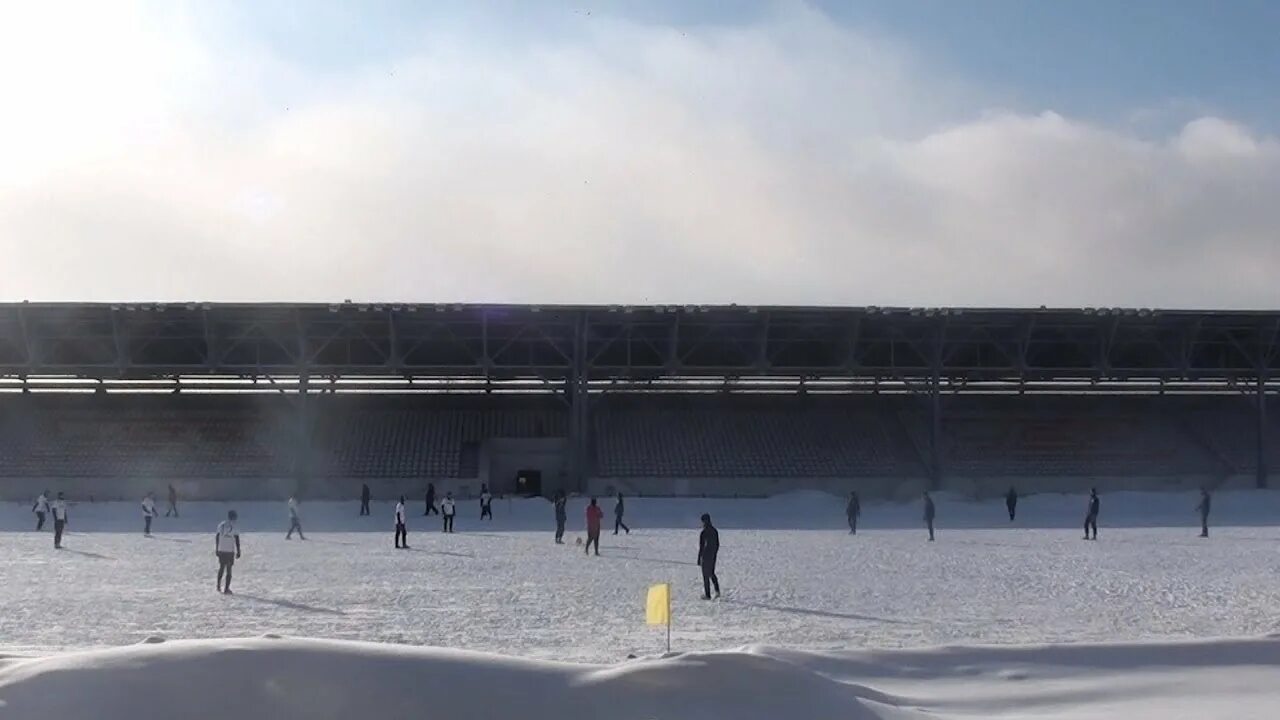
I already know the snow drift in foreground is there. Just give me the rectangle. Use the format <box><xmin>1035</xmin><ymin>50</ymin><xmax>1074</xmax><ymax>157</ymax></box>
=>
<box><xmin>2</xmin><ymin>635</ymin><xmax>1278</xmax><ymax>720</ymax></box>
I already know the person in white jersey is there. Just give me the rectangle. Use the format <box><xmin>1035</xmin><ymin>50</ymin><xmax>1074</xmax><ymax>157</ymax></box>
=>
<box><xmin>441</xmin><ymin>492</ymin><xmax>456</xmax><ymax>533</ymax></box>
<box><xmin>286</xmin><ymin>496</ymin><xmax>305</xmax><ymax>540</ymax></box>
<box><xmin>142</xmin><ymin>492</ymin><xmax>158</xmax><ymax>536</ymax></box>
<box><xmin>215</xmin><ymin>510</ymin><xmax>241</xmax><ymax>594</ymax></box>
<box><xmin>32</xmin><ymin>491</ymin><xmax>50</xmax><ymax>531</ymax></box>
<box><xmin>394</xmin><ymin>496</ymin><xmax>409</xmax><ymax>549</ymax></box>
<box><xmin>479</xmin><ymin>484</ymin><xmax>493</xmax><ymax>521</ymax></box>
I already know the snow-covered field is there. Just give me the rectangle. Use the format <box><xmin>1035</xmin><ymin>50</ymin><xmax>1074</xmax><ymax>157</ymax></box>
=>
<box><xmin>4</xmin><ymin>635</ymin><xmax>1280</xmax><ymax>719</ymax></box>
<box><xmin>3</xmin><ymin>491</ymin><xmax>1279</xmax><ymax>718</ymax></box>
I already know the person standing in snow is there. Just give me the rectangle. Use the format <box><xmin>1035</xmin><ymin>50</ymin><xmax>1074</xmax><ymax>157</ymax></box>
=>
<box><xmin>1006</xmin><ymin>487</ymin><xmax>1018</xmax><ymax>522</ymax></box>
<box><xmin>923</xmin><ymin>491</ymin><xmax>936</xmax><ymax>542</ymax></box>
<box><xmin>441</xmin><ymin>492</ymin><xmax>456</xmax><ymax>533</ymax></box>
<box><xmin>1084</xmin><ymin>488</ymin><xmax>1100</xmax><ymax>540</ymax></box>
<box><xmin>697</xmin><ymin>513</ymin><xmax>721</xmax><ymax>600</ymax></box>
<box><xmin>51</xmin><ymin>492</ymin><xmax>68</xmax><ymax>549</ymax></box>
<box><xmin>1197</xmin><ymin>488</ymin><xmax>1211</xmax><ymax>538</ymax></box>
<box><xmin>286</xmin><ymin>496</ymin><xmax>305</xmax><ymax>540</ymax></box>
<box><xmin>32</xmin><ymin>491</ymin><xmax>50</xmax><ymax>531</ymax></box>
<box><xmin>479</xmin><ymin>484</ymin><xmax>493</xmax><ymax>521</ymax></box>
<box><xmin>613</xmin><ymin>492</ymin><xmax>630</xmax><ymax>535</ymax></box>
<box><xmin>215</xmin><ymin>510</ymin><xmax>241</xmax><ymax>594</ymax></box>
<box><xmin>394</xmin><ymin>496</ymin><xmax>409</xmax><ymax>549</ymax></box>
<box><xmin>584</xmin><ymin>497</ymin><xmax>603</xmax><ymax>556</ymax></box>
<box><xmin>166</xmin><ymin>483</ymin><xmax>179</xmax><ymax>517</ymax></box>
<box><xmin>846</xmin><ymin>491</ymin><xmax>861</xmax><ymax>534</ymax></box>
<box><xmin>424</xmin><ymin>483</ymin><xmax>438</xmax><ymax>516</ymax></box>
<box><xmin>360</xmin><ymin>483</ymin><xmax>372</xmax><ymax>516</ymax></box>
<box><xmin>553</xmin><ymin>489</ymin><xmax>567</xmax><ymax>544</ymax></box>
<box><xmin>142</xmin><ymin>492</ymin><xmax>158</xmax><ymax>536</ymax></box>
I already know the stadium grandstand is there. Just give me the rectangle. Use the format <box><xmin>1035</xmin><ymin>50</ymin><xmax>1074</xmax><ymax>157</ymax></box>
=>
<box><xmin>0</xmin><ymin>302</ymin><xmax>1276</xmax><ymax>501</ymax></box>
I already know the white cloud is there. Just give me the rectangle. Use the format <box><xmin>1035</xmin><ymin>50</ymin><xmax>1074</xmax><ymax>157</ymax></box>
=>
<box><xmin>0</xmin><ymin>3</ymin><xmax>1276</xmax><ymax>307</ymax></box>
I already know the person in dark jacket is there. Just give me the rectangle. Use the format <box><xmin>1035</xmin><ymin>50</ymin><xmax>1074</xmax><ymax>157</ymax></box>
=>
<box><xmin>1084</xmin><ymin>488</ymin><xmax>1100</xmax><ymax>540</ymax></box>
<box><xmin>1005</xmin><ymin>487</ymin><xmax>1018</xmax><ymax>522</ymax></box>
<box><xmin>697</xmin><ymin>513</ymin><xmax>720</xmax><ymax>599</ymax></box>
<box><xmin>360</xmin><ymin>484</ymin><xmax>371</xmax><ymax>516</ymax></box>
<box><xmin>480</xmin><ymin>484</ymin><xmax>493</xmax><ymax>521</ymax></box>
<box><xmin>424</xmin><ymin>483</ymin><xmax>438</xmax><ymax>516</ymax></box>
<box><xmin>923</xmin><ymin>491</ymin><xmax>936</xmax><ymax>541</ymax></box>
<box><xmin>166</xmin><ymin>483</ymin><xmax>179</xmax><ymax>517</ymax></box>
<box><xmin>846</xmin><ymin>491</ymin><xmax>861</xmax><ymax>534</ymax></box>
<box><xmin>553</xmin><ymin>490</ymin><xmax>567</xmax><ymax>544</ymax></box>
<box><xmin>1196</xmin><ymin>488</ymin><xmax>1211</xmax><ymax>538</ymax></box>
<box><xmin>613</xmin><ymin>493</ymin><xmax>630</xmax><ymax>535</ymax></box>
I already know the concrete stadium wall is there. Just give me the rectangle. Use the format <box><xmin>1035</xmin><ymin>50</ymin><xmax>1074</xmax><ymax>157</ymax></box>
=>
<box><xmin>586</xmin><ymin>473</ymin><xmax>1258</xmax><ymax>501</ymax></box>
<box><xmin>480</xmin><ymin>438</ymin><xmax>569</xmax><ymax>496</ymax></box>
<box><xmin>0</xmin><ymin>476</ymin><xmax>487</xmax><ymax>503</ymax></box>
<box><xmin>949</xmin><ymin>474</ymin><xmax>1253</xmax><ymax>499</ymax></box>
<box><xmin>0</xmin><ymin>473</ymin><xmax>1260</xmax><ymax>503</ymax></box>
<box><xmin>589</xmin><ymin>476</ymin><xmax>920</xmax><ymax>500</ymax></box>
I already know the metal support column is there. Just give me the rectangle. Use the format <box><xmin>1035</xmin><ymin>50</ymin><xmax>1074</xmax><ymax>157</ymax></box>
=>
<box><xmin>294</xmin><ymin>311</ymin><xmax>311</xmax><ymax>497</ymax></box>
<box><xmin>568</xmin><ymin>313</ymin><xmax>590</xmax><ymax>494</ymax></box>
<box><xmin>929</xmin><ymin>375</ymin><xmax>941</xmax><ymax>491</ymax></box>
<box><xmin>295</xmin><ymin>372</ymin><xmax>311</xmax><ymax>496</ymax></box>
<box><xmin>1259</xmin><ymin>373</ymin><xmax>1269</xmax><ymax>489</ymax></box>
<box><xmin>928</xmin><ymin>321</ymin><xmax>944</xmax><ymax>491</ymax></box>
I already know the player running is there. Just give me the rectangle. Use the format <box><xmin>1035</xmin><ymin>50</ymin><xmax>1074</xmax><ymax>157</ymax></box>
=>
<box><xmin>286</xmin><ymin>496</ymin><xmax>306</xmax><ymax>540</ymax></box>
<box><xmin>613</xmin><ymin>493</ymin><xmax>630</xmax><ymax>535</ymax></box>
<box><xmin>215</xmin><ymin>510</ymin><xmax>241</xmax><ymax>594</ymax></box>
<box><xmin>424</xmin><ymin>483</ymin><xmax>438</xmax><ymax>516</ymax></box>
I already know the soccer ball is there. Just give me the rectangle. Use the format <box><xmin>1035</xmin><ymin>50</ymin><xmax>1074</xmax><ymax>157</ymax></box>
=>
<box><xmin>575</xmin><ymin>537</ymin><xmax>583</xmax><ymax>545</ymax></box>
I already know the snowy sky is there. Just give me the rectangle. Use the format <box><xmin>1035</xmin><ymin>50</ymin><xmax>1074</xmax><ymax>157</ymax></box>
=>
<box><xmin>1</xmin><ymin>1</ymin><xmax>1277</xmax><ymax>308</ymax></box>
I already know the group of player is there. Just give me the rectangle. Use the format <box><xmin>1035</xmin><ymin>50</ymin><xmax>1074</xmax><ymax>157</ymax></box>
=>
<box><xmin>844</xmin><ymin>486</ymin><xmax>1215</xmax><ymax>541</ymax></box>
<box><xmin>202</xmin><ymin>486</ymin><xmax>721</xmax><ymax>599</ymax></box>
<box><xmin>29</xmin><ymin>482</ymin><xmax>1216</xmax><ymax>601</ymax></box>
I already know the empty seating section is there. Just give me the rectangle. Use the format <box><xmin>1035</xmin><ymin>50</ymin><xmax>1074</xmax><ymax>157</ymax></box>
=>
<box><xmin>311</xmin><ymin>402</ymin><xmax>566</xmax><ymax>478</ymax></box>
<box><xmin>899</xmin><ymin>397</ymin><xmax>1235</xmax><ymax>477</ymax></box>
<box><xmin>0</xmin><ymin>396</ymin><xmax>288</xmax><ymax>478</ymax></box>
<box><xmin>1179</xmin><ymin>406</ymin><xmax>1280</xmax><ymax>473</ymax></box>
<box><xmin>0</xmin><ymin>393</ymin><xmax>1273</xmax><ymax>482</ymax></box>
<box><xmin>594</xmin><ymin>399</ymin><xmax>917</xmax><ymax>477</ymax></box>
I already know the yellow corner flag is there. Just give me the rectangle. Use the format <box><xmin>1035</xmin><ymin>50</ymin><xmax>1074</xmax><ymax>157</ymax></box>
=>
<box><xmin>646</xmin><ymin>583</ymin><xmax>671</xmax><ymax>626</ymax></box>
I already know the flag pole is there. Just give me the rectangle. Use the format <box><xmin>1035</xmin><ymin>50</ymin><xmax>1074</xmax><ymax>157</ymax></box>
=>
<box><xmin>666</xmin><ymin>589</ymin><xmax>672</xmax><ymax>653</ymax></box>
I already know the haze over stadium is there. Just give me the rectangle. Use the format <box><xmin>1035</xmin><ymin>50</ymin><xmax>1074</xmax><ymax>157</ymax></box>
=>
<box><xmin>2</xmin><ymin>3</ymin><xmax>1279</xmax><ymax>720</ymax></box>
<box><xmin>1</xmin><ymin>1</ymin><xmax>1278</xmax><ymax>306</ymax></box>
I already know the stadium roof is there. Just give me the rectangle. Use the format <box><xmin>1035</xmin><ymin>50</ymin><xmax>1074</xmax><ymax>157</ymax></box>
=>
<box><xmin>1</xmin><ymin>302</ymin><xmax>1277</xmax><ymax>386</ymax></box>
